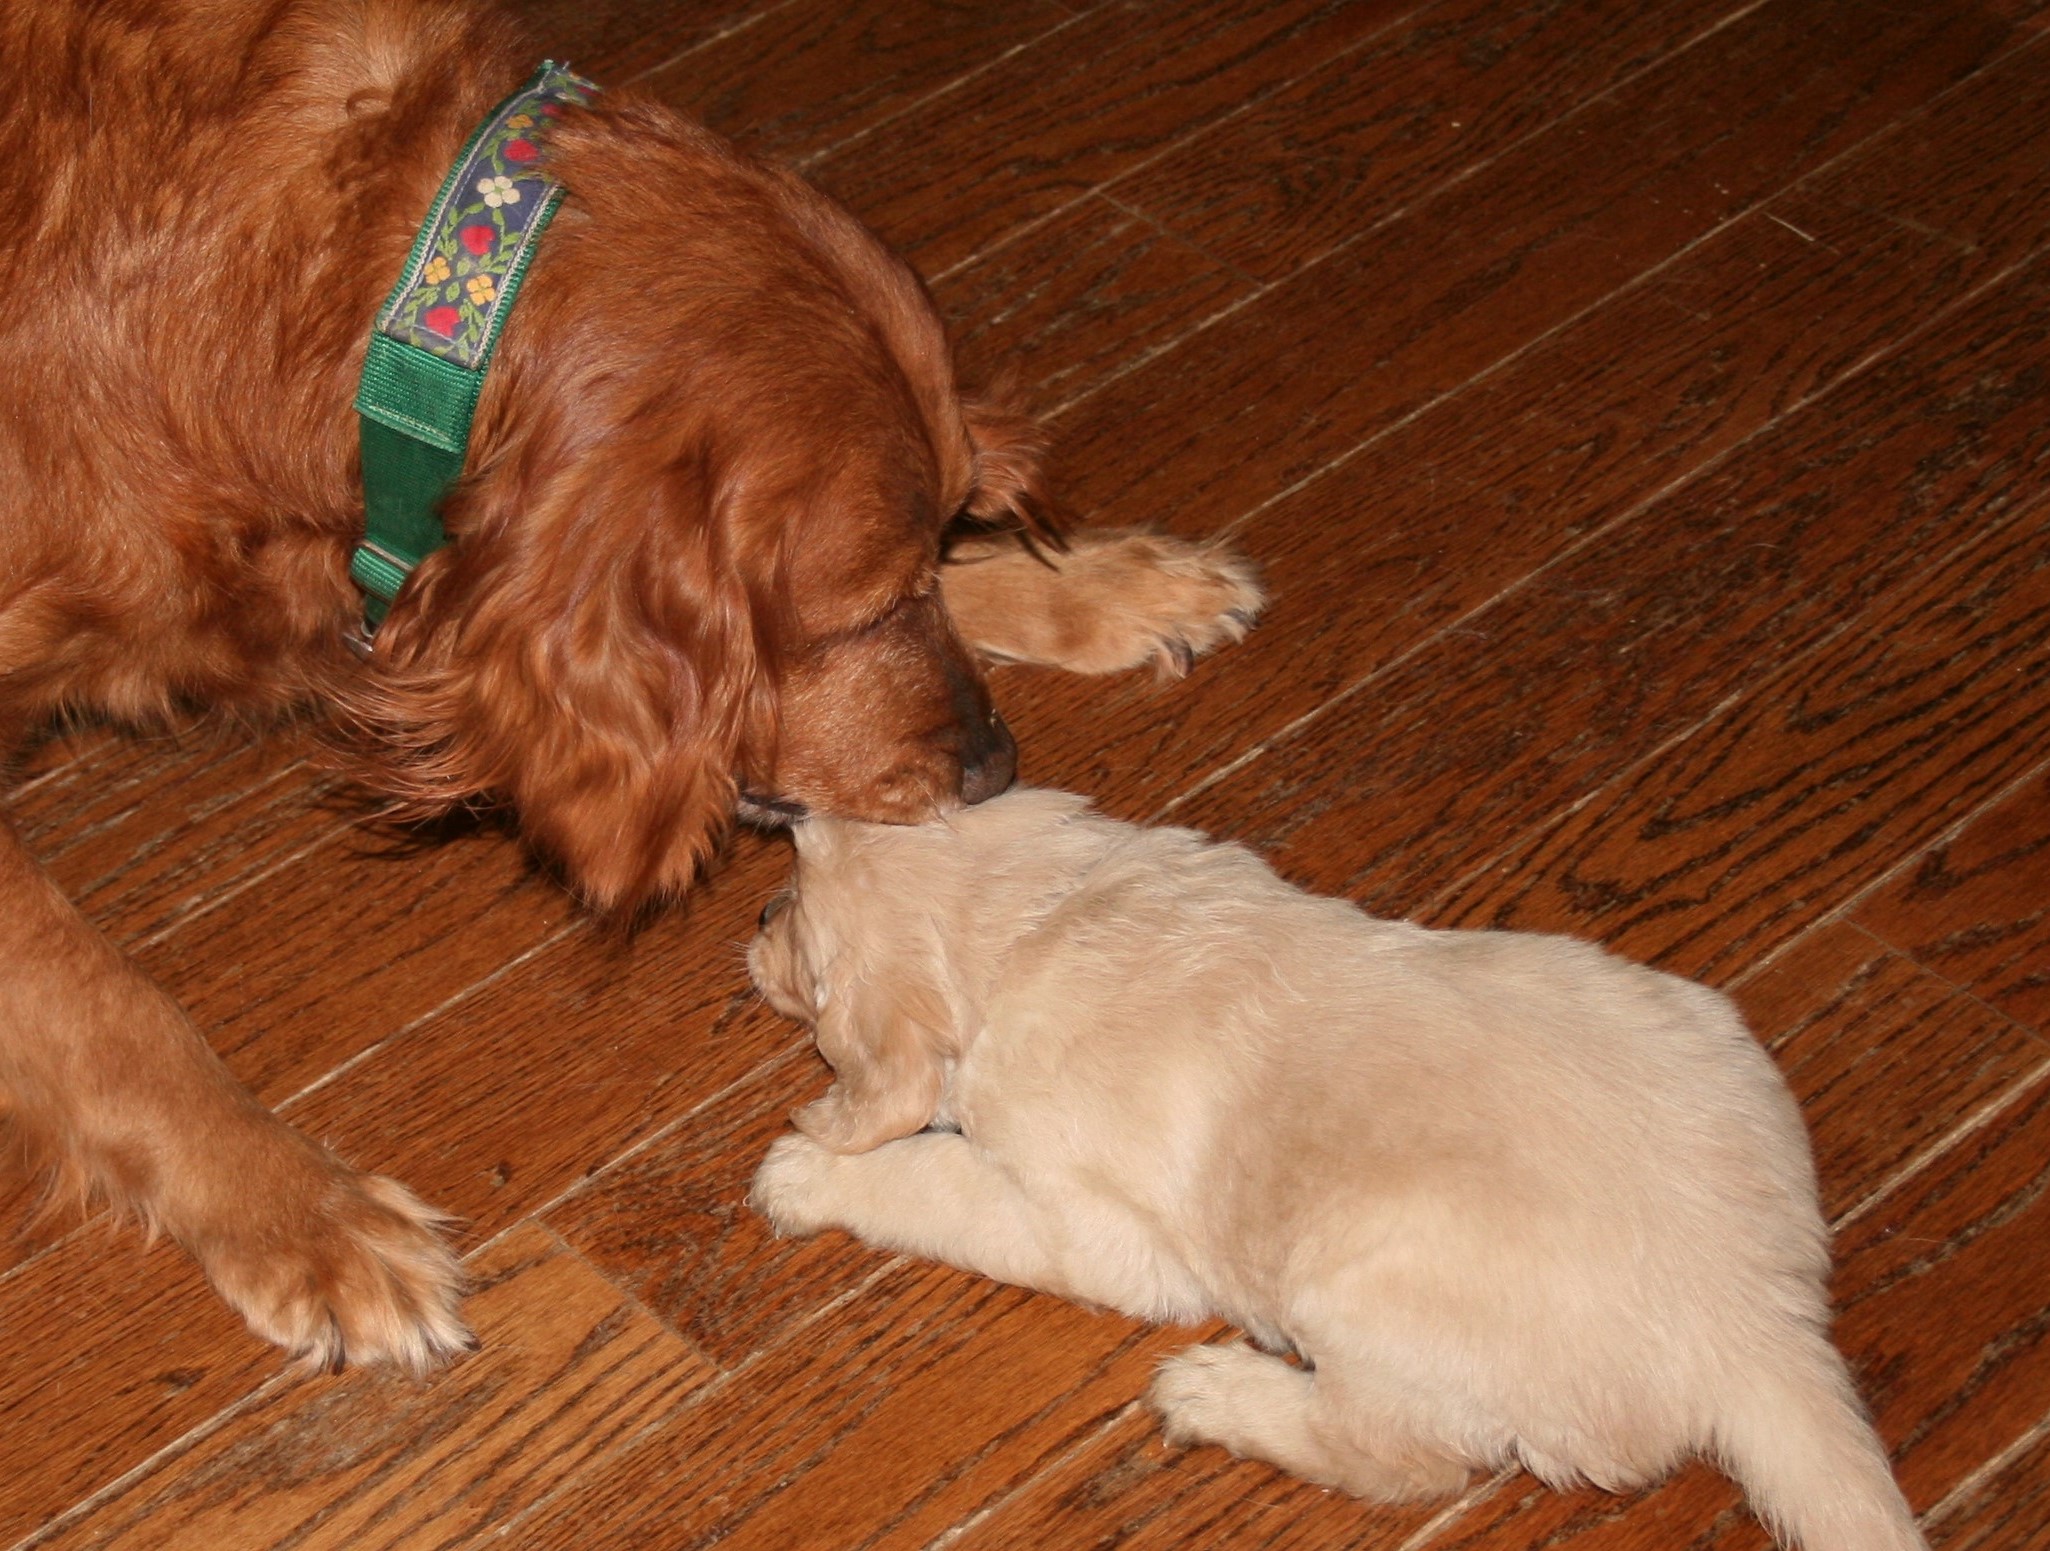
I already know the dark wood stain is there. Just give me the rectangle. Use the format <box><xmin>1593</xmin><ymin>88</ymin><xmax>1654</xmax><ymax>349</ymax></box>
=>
<box><xmin>6</xmin><ymin>1</ymin><xmax>2048</xmax><ymax>1545</ymax></box>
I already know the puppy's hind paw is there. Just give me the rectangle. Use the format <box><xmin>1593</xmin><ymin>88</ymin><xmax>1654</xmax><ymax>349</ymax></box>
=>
<box><xmin>748</xmin><ymin>1131</ymin><xmax>841</xmax><ymax>1238</ymax></box>
<box><xmin>200</xmin><ymin>1169</ymin><xmax>471</xmax><ymax>1376</ymax></box>
<box><xmin>1150</xmin><ymin>1341</ymin><xmax>1297</xmax><ymax>1449</ymax></box>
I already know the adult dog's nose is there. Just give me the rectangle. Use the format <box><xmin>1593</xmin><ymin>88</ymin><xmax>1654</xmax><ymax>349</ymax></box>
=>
<box><xmin>960</xmin><ymin>707</ymin><xmax>1017</xmax><ymax>805</ymax></box>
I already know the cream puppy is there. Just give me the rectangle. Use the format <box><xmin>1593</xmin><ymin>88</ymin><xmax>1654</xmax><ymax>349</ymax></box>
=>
<box><xmin>747</xmin><ymin>789</ymin><xmax>1922</xmax><ymax>1551</ymax></box>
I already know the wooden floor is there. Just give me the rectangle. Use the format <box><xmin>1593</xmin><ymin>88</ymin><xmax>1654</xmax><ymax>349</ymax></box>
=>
<box><xmin>7</xmin><ymin>0</ymin><xmax>2050</xmax><ymax>1545</ymax></box>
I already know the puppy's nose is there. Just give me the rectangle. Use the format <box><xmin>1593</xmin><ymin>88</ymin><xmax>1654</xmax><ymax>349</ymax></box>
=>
<box><xmin>960</xmin><ymin>707</ymin><xmax>1016</xmax><ymax>805</ymax></box>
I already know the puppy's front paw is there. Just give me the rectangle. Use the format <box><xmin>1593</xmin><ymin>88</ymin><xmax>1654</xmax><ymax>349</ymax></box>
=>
<box><xmin>748</xmin><ymin>1132</ymin><xmax>841</xmax><ymax>1237</ymax></box>
<box><xmin>197</xmin><ymin>1166</ymin><xmax>469</xmax><ymax>1375</ymax></box>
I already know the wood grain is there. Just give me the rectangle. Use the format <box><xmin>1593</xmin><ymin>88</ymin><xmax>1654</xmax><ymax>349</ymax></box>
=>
<box><xmin>504</xmin><ymin>1256</ymin><xmax>1186</xmax><ymax>1551</ymax></box>
<box><xmin>1052</xmin><ymin>0</ymin><xmax>2033</xmax><ymax>538</ymax></box>
<box><xmin>1853</xmin><ymin>768</ymin><xmax>2050</xmax><ymax>1035</ymax></box>
<box><xmin>0</xmin><ymin>1230</ymin><xmax>281</xmax><ymax>1548</ymax></box>
<box><xmin>37</xmin><ymin>1224</ymin><xmax>716</xmax><ymax>1551</ymax></box>
<box><xmin>994</xmin><ymin>192</ymin><xmax>1994</xmax><ymax>821</ymax></box>
<box><xmin>267</xmin><ymin>833</ymin><xmax>794</xmax><ymax>1253</ymax></box>
<box><xmin>1926</xmin><ymin>1411</ymin><xmax>2050</xmax><ymax>1549</ymax></box>
<box><xmin>10</xmin><ymin>0</ymin><xmax>2050</xmax><ymax>1540</ymax></box>
<box><xmin>505</xmin><ymin>0</ymin><xmax>784</xmax><ymax>83</ymax></box>
<box><xmin>1168</xmin><ymin>256</ymin><xmax>2050</xmax><ymax>918</ymax></box>
<box><xmin>8</xmin><ymin>729</ymin><xmax>331</xmax><ymax>948</ymax></box>
<box><xmin>1434</xmin><ymin>512</ymin><xmax>2050</xmax><ymax>982</ymax></box>
<box><xmin>1732</xmin><ymin>921</ymin><xmax>2048</xmax><ymax>1222</ymax></box>
<box><xmin>1115</xmin><ymin>0</ymin><xmax>1734</xmax><ymax>282</ymax></box>
<box><xmin>542</xmin><ymin>1044</ymin><xmax>897</xmax><ymax>1371</ymax></box>
<box><xmin>934</xmin><ymin>194</ymin><xmax>1255</xmax><ymax>411</ymax></box>
<box><xmin>806</xmin><ymin>0</ymin><xmax>1415</xmax><ymax>273</ymax></box>
<box><xmin>635</xmin><ymin>0</ymin><xmax>1072</xmax><ymax>163</ymax></box>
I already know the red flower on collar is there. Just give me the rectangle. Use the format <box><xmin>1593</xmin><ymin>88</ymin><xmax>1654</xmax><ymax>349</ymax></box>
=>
<box><xmin>460</xmin><ymin>224</ymin><xmax>495</xmax><ymax>256</ymax></box>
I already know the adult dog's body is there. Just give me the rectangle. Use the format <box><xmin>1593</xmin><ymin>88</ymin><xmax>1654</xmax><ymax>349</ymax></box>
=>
<box><xmin>0</xmin><ymin>0</ymin><xmax>1258</xmax><ymax>1369</ymax></box>
<box><xmin>749</xmin><ymin>791</ymin><xmax>1922</xmax><ymax>1551</ymax></box>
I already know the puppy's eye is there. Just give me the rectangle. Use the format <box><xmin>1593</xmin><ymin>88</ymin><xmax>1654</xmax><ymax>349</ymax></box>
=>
<box><xmin>759</xmin><ymin>893</ymin><xmax>792</xmax><ymax>930</ymax></box>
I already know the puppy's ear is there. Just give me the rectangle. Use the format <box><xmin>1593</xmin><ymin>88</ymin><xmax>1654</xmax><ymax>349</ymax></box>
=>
<box><xmin>962</xmin><ymin>397</ymin><xmax>1064</xmax><ymax>548</ymax></box>
<box><xmin>796</xmin><ymin>972</ymin><xmax>954</xmax><ymax>1153</ymax></box>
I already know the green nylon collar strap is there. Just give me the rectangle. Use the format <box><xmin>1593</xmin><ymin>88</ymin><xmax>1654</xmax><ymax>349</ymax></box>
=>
<box><xmin>351</xmin><ymin>60</ymin><xmax>595</xmax><ymax>632</ymax></box>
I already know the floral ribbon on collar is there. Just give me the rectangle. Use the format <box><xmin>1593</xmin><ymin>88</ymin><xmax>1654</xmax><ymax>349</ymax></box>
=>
<box><xmin>351</xmin><ymin>61</ymin><xmax>595</xmax><ymax>631</ymax></box>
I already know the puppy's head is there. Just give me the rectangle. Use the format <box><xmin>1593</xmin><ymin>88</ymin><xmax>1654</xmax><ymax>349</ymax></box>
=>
<box><xmin>750</xmin><ymin>817</ymin><xmax>959</xmax><ymax>1151</ymax></box>
<box><xmin>344</xmin><ymin>99</ymin><xmax>1055</xmax><ymax>908</ymax></box>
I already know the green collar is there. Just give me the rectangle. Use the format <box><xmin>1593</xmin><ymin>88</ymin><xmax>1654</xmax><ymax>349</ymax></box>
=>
<box><xmin>351</xmin><ymin>61</ymin><xmax>595</xmax><ymax>633</ymax></box>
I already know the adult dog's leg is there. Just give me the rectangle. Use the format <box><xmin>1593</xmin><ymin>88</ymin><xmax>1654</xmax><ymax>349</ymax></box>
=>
<box><xmin>940</xmin><ymin>529</ymin><xmax>1265</xmax><ymax>676</ymax></box>
<box><xmin>0</xmin><ymin>818</ymin><xmax>468</xmax><ymax>1371</ymax></box>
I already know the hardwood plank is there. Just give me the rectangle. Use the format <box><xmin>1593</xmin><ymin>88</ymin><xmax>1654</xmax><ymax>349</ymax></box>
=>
<box><xmin>1115</xmin><ymin>0</ymin><xmax>1733</xmax><ymax>282</ymax></box>
<box><xmin>1828</xmin><ymin>1073</ymin><xmax>2050</xmax><ymax>1518</ymax></box>
<box><xmin>1733</xmin><ymin>921</ymin><xmax>2047</xmax><ymax>1222</ymax></box>
<box><xmin>0</xmin><ymin>1229</ymin><xmax>280</xmax><ymax>1548</ymax></box>
<box><xmin>1165</xmin><ymin>257</ymin><xmax>2050</xmax><ymax>919</ymax></box>
<box><xmin>1051</xmin><ymin>0</ymin><xmax>2033</xmax><ymax>538</ymax></box>
<box><xmin>131</xmin><ymin>823</ymin><xmax>572</xmax><ymax>1105</ymax></box>
<box><xmin>934</xmin><ymin>195</ymin><xmax>1255</xmax><ymax>411</ymax></box>
<box><xmin>503</xmin><ymin>1256</ymin><xmax>1185</xmax><ymax>1551</ymax></box>
<box><xmin>4</xmin><ymin>724</ymin><xmax>125</xmax><ymax>797</ymax></box>
<box><xmin>636</xmin><ymin>0</ymin><xmax>1072</xmax><ymax>164</ymax></box>
<box><xmin>1852</xmin><ymin>768</ymin><xmax>2050</xmax><ymax>1036</ymax></box>
<box><xmin>1796</xmin><ymin>22</ymin><xmax>2050</xmax><ymax>273</ymax></box>
<box><xmin>1431</xmin><ymin>512</ymin><xmax>2050</xmax><ymax>983</ymax></box>
<box><xmin>1925</xmin><ymin>1411</ymin><xmax>2050</xmax><ymax>1550</ymax></box>
<box><xmin>268</xmin><ymin>833</ymin><xmax>795</xmax><ymax>1254</ymax></box>
<box><xmin>8</xmin><ymin>730</ymin><xmax>328</xmax><ymax>949</ymax></box>
<box><xmin>945</xmin><ymin>1405</ymin><xmax>1482</xmax><ymax>1551</ymax></box>
<box><xmin>504</xmin><ymin>0</ymin><xmax>788</xmax><ymax>83</ymax></box>
<box><xmin>36</xmin><ymin>1225</ymin><xmax>715</xmax><ymax>1551</ymax></box>
<box><xmin>993</xmin><ymin>193</ymin><xmax>1983</xmax><ymax>817</ymax></box>
<box><xmin>543</xmin><ymin>1045</ymin><xmax>895</xmax><ymax>1371</ymax></box>
<box><xmin>805</xmin><ymin>0</ymin><xmax>1416</xmax><ymax>274</ymax></box>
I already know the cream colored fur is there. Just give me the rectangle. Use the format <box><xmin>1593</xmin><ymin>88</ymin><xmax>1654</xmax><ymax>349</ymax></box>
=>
<box><xmin>747</xmin><ymin>789</ymin><xmax>1924</xmax><ymax>1551</ymax></box>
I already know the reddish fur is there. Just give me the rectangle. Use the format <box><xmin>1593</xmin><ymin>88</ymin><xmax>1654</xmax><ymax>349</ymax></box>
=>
<box><xmin>0</xmin><ymin>0</ymin><xmax>1248</xmax><ymax>1368</ymax></box>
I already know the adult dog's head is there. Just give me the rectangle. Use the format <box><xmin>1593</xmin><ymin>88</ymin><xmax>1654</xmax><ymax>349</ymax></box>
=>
<box><xmin>346</xmin><ymin>96</ymin><xmax>1049</xmax><ymax>907</ymax></box>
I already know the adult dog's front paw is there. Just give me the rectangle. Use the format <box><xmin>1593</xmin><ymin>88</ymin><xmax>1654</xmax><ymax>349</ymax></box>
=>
<box><xmin>195</xmin><ymin>1162</ymin><xmax>469</xmax><ymax>1375</ymax></box>
<box><xmin>748</xmin><ymin>1131</ymin><xmax>842</xmax><ymax>1237</ymax></box>
<box><xmin>1086</xmin><ymin>531</ymin><xmax>1266</xmax><ymax>678</ymax></box>
<box><xmin>942</xmin><ymin>527</ymin><xmax>1265</xmax><ymax>676</ymax></box>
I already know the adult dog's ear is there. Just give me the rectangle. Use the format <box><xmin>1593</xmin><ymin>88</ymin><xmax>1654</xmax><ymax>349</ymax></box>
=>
<box><xmin>339</xmin><ymin>433</ymin><xmax>778</xmax><ymax>911</ymax></box>
<box><xmin>795</xmin><ymin>970</ymin><xmax>954</xmax><ymax>1153</ymax></box>
<box><xmin>962</xmin><ymin>397</ymin><xmax>1063</xmax><ymax>547</ymax></box>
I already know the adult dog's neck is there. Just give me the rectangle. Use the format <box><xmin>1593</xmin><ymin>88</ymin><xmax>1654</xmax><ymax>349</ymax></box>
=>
<box><xmin>0</xmin><ymin>0</ymin><xmax>534</xmax><ymax>734</ymax></box>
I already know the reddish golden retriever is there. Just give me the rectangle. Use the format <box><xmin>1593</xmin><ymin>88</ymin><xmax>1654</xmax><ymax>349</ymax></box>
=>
<box><xmin>0</xmin><ymin>0</ymin><xmax>1261</xmax><ymax>1370</ymax></box>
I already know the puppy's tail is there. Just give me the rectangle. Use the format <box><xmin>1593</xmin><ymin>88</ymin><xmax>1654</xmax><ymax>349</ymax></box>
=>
<box><xmin>1714</xmin><ymin>1331</ymin><xmax>1926</xmax><ymax>1551</ymax></box>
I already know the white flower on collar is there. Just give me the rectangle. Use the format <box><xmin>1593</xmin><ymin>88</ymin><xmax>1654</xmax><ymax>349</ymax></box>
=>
<box><xmin>476</xmin><ymin>175</ymin><xmax>521</xmax><ymax>209</ymax></box>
